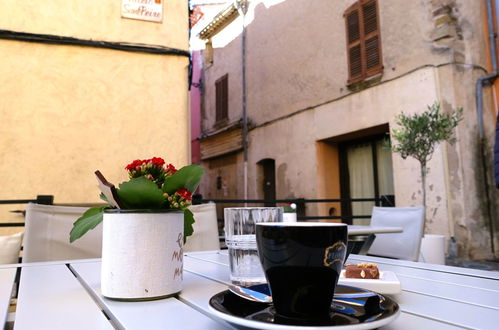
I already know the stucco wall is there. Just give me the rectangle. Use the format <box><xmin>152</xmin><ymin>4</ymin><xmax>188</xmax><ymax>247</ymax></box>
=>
<box><xmin>203</xmin><ymin>0</ymin><xmax>487</xmax><ymax>130</ymax></box>
<box><xmin>0</xmin><ymin>0</ymin><xmax>189</xmax><ymax>230</ymax></box>
<box><xmin>203</xmin><ymin>21</ymin><xmax>243</xmax><ymax>132</ymax></box>
<box><xmin>198</xmin><ymin>0</ymin><xmax>496</xmax><ymax>259</ymax></box>
<box><xmin>248</xmin><ymin>67</ymin><xmax>445</xmax><ymax>216</ymax></box>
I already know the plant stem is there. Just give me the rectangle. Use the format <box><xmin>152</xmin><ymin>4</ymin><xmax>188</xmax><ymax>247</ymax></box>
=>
<box><xmin>420</xmin><ymin>161</ymin><xmax>427</xmax><ymax>235</ymax></box>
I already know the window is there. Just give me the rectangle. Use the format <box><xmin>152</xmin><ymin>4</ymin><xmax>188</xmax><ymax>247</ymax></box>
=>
<box><xmin>215</xmin><ymin>74</ymin><xmax>228</xmax><ymax>123</ymax></box>
<box><xmin>344</xmin><ymin>0</ymin><xmax>382</xmax><ymax>84</ymax></box>
<box><xmin>339</xmin><ymin>135</ymin><xmax>394</xmax><ymax>225</ymax></box>
<box><xmin>204</xmin><ymin>40</ymin><xmax>213</xmax><ymax>66</ymax></box>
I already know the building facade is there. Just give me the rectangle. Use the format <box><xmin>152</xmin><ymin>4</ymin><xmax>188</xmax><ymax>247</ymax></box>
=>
<box><xmin>193</xmin><ymin>0</ymin><xmax>499</xmax><ymax>260</ymax></box>
<box><xmin>0</xmin><ymin>0</ymin><xmax>190</xmax><ymax>233</ymax></box>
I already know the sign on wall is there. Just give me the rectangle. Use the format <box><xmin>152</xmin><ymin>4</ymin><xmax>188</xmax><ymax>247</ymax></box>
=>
<box><xmin>121</xmin><ymin>0</ymin><xmax>163</xmax><ymax>23</ymax></box>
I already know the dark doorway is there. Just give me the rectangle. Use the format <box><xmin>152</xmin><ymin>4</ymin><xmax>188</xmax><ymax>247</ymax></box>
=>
<box><xmin>258</xmin><ymin>159</ymin><xmax>276</xmax><ymax>206</ymax></box>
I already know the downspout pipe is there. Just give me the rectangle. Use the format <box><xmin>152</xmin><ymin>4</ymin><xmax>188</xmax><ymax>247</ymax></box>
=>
<box><xmin>236</xmin><ymin>0</ymin><xmax>249</xmax><ymax>202</ymax></box>
<box><xmin>476</xmin><ymin>74</ymin><xmax>498</xmax><ymax>139</ymax></box>
<box><xmin>474</xmin><ymin>0</ymin><xmax>498</xmax><ymax>257</ymax></box>
<box><xmin>476</xmin><ymin>0</ymin><xmax>498</xmax><ymax>138</ymax></box>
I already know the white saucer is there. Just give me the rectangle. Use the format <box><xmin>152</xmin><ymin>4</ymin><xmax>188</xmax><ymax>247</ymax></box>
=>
<box><xmin>338</xmin><ymin>271</ymin><xmax>401</xmax><ymax>294</ymax></box>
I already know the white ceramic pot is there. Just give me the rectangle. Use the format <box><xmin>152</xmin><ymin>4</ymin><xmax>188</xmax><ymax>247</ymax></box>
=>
<box><xmin>283</xmin><ymin>213</ymin><xmax>297</xmax><ymax>222</ymax></box>
<box><xmin>101</xmin><ymin>209</ymin><xmax>184</xmax><ymax>300</ymax></box>
<box><xmin>419</xmin><ymin>234</ymin><xmax>446</xmax><ymax>265</ymax></box>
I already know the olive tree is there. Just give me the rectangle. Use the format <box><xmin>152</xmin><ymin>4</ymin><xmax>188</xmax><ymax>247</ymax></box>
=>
<box><xmin>391</xmin><ymin>102</ymin><xmax>463</xmax><ymax>231</ymax></box>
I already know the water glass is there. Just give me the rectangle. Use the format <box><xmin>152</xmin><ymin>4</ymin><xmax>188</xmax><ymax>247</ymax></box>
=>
<box><xmin>224</xmin><ymin>207</ymin><xmax>283</xmax><ymax>286</ymax></box>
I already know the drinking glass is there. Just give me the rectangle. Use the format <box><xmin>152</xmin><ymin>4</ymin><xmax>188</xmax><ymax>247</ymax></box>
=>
<box><xmin>224</xmin><ymin>207</ymin><xmax>283</xmax><ymax>286</ymax></box>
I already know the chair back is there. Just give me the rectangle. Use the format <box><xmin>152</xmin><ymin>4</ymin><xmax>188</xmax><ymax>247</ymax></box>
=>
<box><xmin>23</xmin><ymin>203</ymin><xmax>102</xmax><ymax>262</ymax></box>
<box><xmin>0</xmin><ymin>232</ymin><xmax>24</xmax><ymax>264</ymax></box>
<box><xmin>184</xmin><ymin>203</ymin><xmax>220</xmax><ymax>252</ymax></box>
<box><xmin>367</xmin><ymin>206</ymin><xmax>425</xmax><ymax>261</ymax></box>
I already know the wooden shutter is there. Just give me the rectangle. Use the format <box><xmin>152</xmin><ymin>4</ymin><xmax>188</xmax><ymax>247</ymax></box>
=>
<box><xmin>345</xmin><ymin>0</ymin><xmax>382</xmax><ymax>83</ymax></box>
<box><xmin>215</xmin><ymin>74</ymin><xmax>228</xmax><ymax>123</ymax></box>
<box><xmin>362</xmin><ymin>0</ymin><xmax>382</xmax><ymax>76</ymax></box>
<box><xmin>345</xmin><ymin>4</ymin><xmax>363</xmax><ymax>82</ymax></box>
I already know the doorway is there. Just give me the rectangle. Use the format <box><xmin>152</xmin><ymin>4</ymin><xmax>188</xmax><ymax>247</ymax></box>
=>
<box><xmin>339</xmin><ymin>135</ymin><xmax>394</xmax><ymax>224</ymax></box>
<box><xmin>258</xmin><ymin>159</ymin><xmax>276</xmax><ymax>206</ymax></box>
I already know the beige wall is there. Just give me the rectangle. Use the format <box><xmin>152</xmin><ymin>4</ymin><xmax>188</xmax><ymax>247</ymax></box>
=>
<box><xmin>198</xmin><ymin>0</ymin><xmax>497</xmax><ymax>259</ymax></box>
<box><xmin>0</xmin><ymin>0</ymin><xmax>190</xmax><ymax>231</ymax></box>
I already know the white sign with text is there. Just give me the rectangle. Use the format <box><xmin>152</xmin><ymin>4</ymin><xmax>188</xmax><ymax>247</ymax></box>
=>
<box><xmin>121</xmin><ymin>0</ymin><xmax>163</xmax><ymax>23</ymax></box>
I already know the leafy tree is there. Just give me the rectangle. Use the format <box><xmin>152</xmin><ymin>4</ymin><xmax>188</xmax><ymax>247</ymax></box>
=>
<box><xmin>391</xmin><ymin>102</ymin><xmax>463</xmax><ymax>232</ymax></box>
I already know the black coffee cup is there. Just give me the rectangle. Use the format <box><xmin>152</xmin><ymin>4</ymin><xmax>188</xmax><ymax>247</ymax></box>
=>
<box><xmin>255</xmin><ymin>222</ymin><xmax>348</xmax><ymax>320</ymax></box>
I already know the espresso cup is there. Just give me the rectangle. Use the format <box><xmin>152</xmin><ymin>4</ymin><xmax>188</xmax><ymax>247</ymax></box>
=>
<box><xmin>255</xmin><ymin>222</ymin><xmax>348</xmax><ymax>320</ymax></box>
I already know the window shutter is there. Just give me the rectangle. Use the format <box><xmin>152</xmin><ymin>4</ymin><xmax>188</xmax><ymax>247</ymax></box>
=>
<box><xmin>216</xmin><ymin>79</ymin><xmax>221</xmax><ymax>121</ymax></box>
<box><xmin>345</xmin><ymin>0</ymin><xmax>382</xmax><ymax>83</ymax></box>
<box><xmin>221</xmin><ymin>75</ymin><xmax>228</xmax><ymax>120</ymax></box>
<box><xmin>349</xmin><ymin>45</ymin><xmax>362</xmax><ymax>78</ymax></box>
<box><xmin>345</xmin><ymin>5</ymin><xmax>363</xmax><ymax>82</ymax></box>
<box><xmin>215</xmin><ymin>74</ymin><xmax>228</xmax><ymax>123</ymax></box>
<box><xmin>362</xmin><ymin>0</ymin><xmax>382</xmax><ymax>75</ymax></box>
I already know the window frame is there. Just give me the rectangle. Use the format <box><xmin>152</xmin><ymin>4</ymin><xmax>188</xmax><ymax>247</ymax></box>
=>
<box><xmin>344</xmin><ymin>0</ymin><xmax>383</xmax><ymax>84</ymax></box>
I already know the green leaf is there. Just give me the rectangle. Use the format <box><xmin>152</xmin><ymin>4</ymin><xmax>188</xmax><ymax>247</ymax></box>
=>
<box><xmin>183</xmin><ymin>208</ymin><xmax>195</xmax><ymax>244</ymax></box>
<box><xmin>99</xmin><ymin>192</ymin><xmax>109</xmax><ymax>203</ymax></box>
<box><xmin>163</xmin><ymin>164</ymin><xmax>204</xmax><ymax>194</ymax></box>
<box><xmin>70</xmin><ymin>206</ymin><xmax>107</xmax><ymax>243</ymax></box>
<box><xmin>391</xmin><ymin>102</ymin><xmax>463</xmax><ymax>165</ymax></box>
<box><xmin>116</xmin><ymin>177</ymin><xmax>166</xmax><ymax>209</ymax></box>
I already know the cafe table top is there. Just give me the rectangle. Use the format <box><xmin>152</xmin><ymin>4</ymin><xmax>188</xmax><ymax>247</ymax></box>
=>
<box><xmin>2</xmin><ymin>250</ymin><xmax>498</xmax><ymax>330</ymax></box>
<box><xmin>347</xmin><ymin>225</ymin><xmax>402</xmax><ymax>235</ymax></box>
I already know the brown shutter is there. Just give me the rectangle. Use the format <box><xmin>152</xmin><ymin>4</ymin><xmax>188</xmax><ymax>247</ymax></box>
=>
<box><xmin>215</xmin><ymin>74</ymin><xmax>228</xmax><ymax>123</ymax></box>
<box><xmin>345</xmin><ymin>4</ymin><xmax>363</xmax><ymax>83</ymax></box>
<box><xmin>345</xmin><ymin>0</ymin><xmax>382</xmax><ymax>83</ymax></box>
<box><xmin>362</xmin><ymin>0</ymin><xmax>382</xmax><ymax>76</ymax></box>
<box><xmin>216</xmin><ymin>78</ymin><xmax>222</xmax><ymax>121</ymax></box>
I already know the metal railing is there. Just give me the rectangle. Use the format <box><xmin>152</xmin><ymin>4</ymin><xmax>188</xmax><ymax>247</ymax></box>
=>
<box><xmin>0</xmin><ymin>194</ymin><xmax>395</xmax><ymax>227</ymax></box>
<box><xmin>0</xmin><ymin>195</ymin><xmax>54</xmax><ymax>227</ymax></box>
<box><xmin>195</xmin><ymin>195</ymin><xmax>395</xmax><ymax>224</ymax></box>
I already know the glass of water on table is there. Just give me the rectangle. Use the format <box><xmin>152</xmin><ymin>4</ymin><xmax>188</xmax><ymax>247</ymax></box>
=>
<box><xmin>224</xmin><ymin>207</ymin><xmax>283</xmax><ymax>286</ymax></box>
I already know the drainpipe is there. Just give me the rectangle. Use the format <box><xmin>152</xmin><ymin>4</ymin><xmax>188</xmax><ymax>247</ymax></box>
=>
<box><xmin>475</xmin><ymin>0</ymin><xmax>498</xmax><ymax>256</ymax></box>
<box><xmin>236</xmin><ymin>0</ymin><xmax>249</xmax><ymax>202</ymax></box>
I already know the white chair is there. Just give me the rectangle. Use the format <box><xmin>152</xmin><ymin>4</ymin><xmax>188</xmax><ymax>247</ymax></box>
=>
<box><xmin>23</xmin><ymin>203</ymin><xmax>102</xmax><ymax>262</ymax></box>
<box><xmin>0</xmin><ymin>231</ymin><xmax>24</xmax><ymax>264</ymax></box>
<box><xmin>184</xmin><ymin>203</ymin><xmax>220</xmax><ymax>252</ymax></box>
<box><xmin>367</xmin><ymin>206</ymin><xmax>425</xmax><ymax>261</ymax></box>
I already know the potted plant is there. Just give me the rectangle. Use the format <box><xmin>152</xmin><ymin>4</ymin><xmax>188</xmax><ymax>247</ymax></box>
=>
<box><xmin>390</xmin><ymin>102</ymin><xmax>462</xmax><ymax>263</ymax></box>
<box><xmin>70</xmin><ymin>157</ymin><xmax>204</xmax><ymax>300</ymax></box>
<box><xmin>282</xmin><ymin>202</ymin><xmax>297</xmax><ymax>222</ymax></box>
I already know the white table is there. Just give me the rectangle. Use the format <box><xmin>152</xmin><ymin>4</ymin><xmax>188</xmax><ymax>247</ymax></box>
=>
<box><xmin>4</xmin><ymin>251</ymin><xmax>499</xmax><ymax>329</ymax></box>
<box><xmin>0</xmin><ymin>267</ymin><xmax>16</xmax><ymax>326</ymax></box>
<box><xmin>347</xmin><ymin>225</ymin><xmax>402</xmax><ymax>235</ymax></box>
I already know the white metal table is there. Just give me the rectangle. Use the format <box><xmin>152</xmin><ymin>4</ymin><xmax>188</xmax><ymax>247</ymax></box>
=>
<box><xmin>347</xmin><ymin>225</ymin><xmax>402</xmax><ymax>235</ymax></box>
<box><xmin>4</xmin><ymin>251</ymin><xmax>499</xmax><ymax>329</ymax></box>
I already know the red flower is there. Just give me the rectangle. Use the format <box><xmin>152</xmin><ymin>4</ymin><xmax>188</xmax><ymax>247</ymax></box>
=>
<box><xmin>125</xmin><ymin>159</ymin><xmax>144</xmax><ymax>171</ymax></box>
<box><xmin>176</xmin><ymin>188</ymin><xmax>192</xmax><ymax>201</ymax></box>
<box><xmin>149</xmin><ymin>157</ymin><xmax>165</xmax><ymax>167</ymax></box>
<box><xmin>165</xmin><ymin>164</ymin><xmax>177</xmax><ymax>174</ymax></box>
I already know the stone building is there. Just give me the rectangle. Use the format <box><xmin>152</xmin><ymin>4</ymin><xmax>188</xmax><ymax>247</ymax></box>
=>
<box><xmin>192</xmin><ymin>0</ymin><xmax>499</xmax><ymax>260</ymax></box>
<box><xmin>0</xmin><ymin>0</ymin><xmax>190</xmax><ymax>232</ymax></box>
